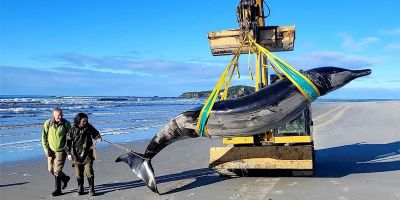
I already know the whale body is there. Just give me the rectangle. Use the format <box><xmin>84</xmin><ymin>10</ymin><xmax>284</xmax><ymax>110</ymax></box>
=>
<box><xmin>116</xmin><ymin>66</ymin><xmax>372</xmax><ymax>193</ymax></box>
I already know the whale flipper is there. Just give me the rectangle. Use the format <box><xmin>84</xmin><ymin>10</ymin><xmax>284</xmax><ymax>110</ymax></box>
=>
<box><xmin>115</xmin><ymin>153</ymin><xmax>159</xmax><ymax>194</ymax></box>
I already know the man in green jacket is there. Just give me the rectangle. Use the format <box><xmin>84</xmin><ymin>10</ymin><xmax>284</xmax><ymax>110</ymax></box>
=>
<box><xmin>41</xmin><ymin>107</ymin><xmax>71</xmax><ymax>196</ymax></box>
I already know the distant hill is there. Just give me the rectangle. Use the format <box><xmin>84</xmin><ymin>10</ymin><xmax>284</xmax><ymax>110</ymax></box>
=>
<box><xmin>180</xmin><ymin>85</ymin><xmax>255</xmax><ymax>99</ymax></box>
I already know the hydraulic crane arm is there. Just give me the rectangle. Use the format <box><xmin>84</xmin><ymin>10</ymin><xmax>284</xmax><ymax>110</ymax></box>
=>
<box><xmin>236</xmin><ymin>0</ymin><xmax>265</xmax><ymax>41</ymax></box>
<box><xmin>208</xmin><ymin>0</ymin><xmax>295</xmax><ymax>56</ymax></box>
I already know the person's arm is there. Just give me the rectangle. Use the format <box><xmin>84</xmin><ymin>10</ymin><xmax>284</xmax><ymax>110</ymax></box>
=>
<box><xmin>65</xmin><ymin>127</ymin><xmax>74</xmax><ymax>160</ymax></box>
<box><xmin>65</xmin><ymin>121</ymin><xmax>72</xmax><ymax>133</ymax></box>
<box><xmin>89</xmin><ymin>124</ymin><xmax>102</xmax><ymax>142</ymax></box>
<box><xmin>41</xmin><ymin>120</ymin><xmax>52</xmax><ymax>157</ymax></box>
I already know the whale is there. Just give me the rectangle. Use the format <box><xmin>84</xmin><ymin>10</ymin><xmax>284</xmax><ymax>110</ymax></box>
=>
<box><xmin>115</xmin><ymin>66</ymin><xmax>371</xmax><ymax>193</ymax></box>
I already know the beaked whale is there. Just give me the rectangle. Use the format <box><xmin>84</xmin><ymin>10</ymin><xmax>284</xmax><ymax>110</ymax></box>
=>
<box><xmin>115</xmin><ymin>66</ymin><xmax>372</xmax><ymax>193</ymax></box>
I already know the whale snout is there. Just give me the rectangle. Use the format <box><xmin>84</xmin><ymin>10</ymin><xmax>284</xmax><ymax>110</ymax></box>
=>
<box><xmin>352</xmin><ymin>69</ymin><xmax>372</xmax><ymax>78</ymax></box>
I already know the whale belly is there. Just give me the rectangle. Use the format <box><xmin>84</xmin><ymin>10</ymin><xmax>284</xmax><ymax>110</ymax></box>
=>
<box><xmin>206</xmin><ymin>92</ymin><xmax>308</xmax><ymax>137</ymax></box>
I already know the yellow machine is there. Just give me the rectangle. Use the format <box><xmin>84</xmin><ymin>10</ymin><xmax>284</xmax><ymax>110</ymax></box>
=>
<box><xmin>207</xmin><ymin>0</ymin><xmax>314</xmax><ymax>176</ymax></box>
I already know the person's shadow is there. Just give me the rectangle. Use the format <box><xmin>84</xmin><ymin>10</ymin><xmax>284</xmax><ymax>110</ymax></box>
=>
<box><xmin>0</xmin><ymin>182</ymin><xmax>29</xmax><ymax>188</ymax></box>
<box><xmin>315</xmin><ymin>141</ymin><xmax>400</xmax><ymax>177</ymax></box>
<box><xmin>93</xmin><ymin>168</ymin><xmax>229</xmax><ymax>195</ymax></box>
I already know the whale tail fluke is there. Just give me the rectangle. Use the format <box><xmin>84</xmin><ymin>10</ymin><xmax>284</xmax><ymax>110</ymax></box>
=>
<box><xmin>115</xmin><ymin>152</ymin><xmax>159</xmax><ymax>194</ymax></box>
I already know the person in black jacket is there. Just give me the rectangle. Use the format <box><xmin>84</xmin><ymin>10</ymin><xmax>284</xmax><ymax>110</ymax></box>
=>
<box><xmin>65</xmin><ymin>113</ymin><xmax>101</xmax><ymax>196</ymax></box>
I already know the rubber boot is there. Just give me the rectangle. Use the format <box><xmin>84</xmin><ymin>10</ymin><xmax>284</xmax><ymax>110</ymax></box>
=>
<box><xmin>51</xmin><ymin>175</ymin><xmax>62</xmax><ymax>196</ymax></box>
<box><xmin>88</xmin><ymin>177</ymin><xmax>95</xmax><ymax>196</ymax></box>
<box><xmin>77</xmin><ymin>178</ymin><xmax>85</xmax><ymax>195</ymax></box>
<box><xmin>60</xmin><ymin>172</ymin><xmax>70</xmax><ymax>190</ymax></box>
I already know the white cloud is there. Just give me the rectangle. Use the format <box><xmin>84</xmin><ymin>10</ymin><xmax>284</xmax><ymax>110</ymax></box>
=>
<box><xmin>0</xmin><ymin>66</ymin><xmax>214</xmax><ymax>96</ymax></box>
<box><xmin>380</xmin><ymin>28</ymin><xmax>400</xmax><ymax>35</ymax></box>
<box><xmin>385</xmin><ymin>44</ymin><xmax>400</xmax><ymax>51</ymax></box>
<box><xmin>338</xmin><ymin>33</ymin><xmax>379</xmax><ymax>52</ymax></box>
<box><xmin>50</xmin><ymin>52</ymin><xmax>225</xmax><ymax>80</ymax></box>
<box><xmin>2</xmin><ymin>65</ymin><xmax>398</xmax><ymax>98</ymax></box>
<box><xmin>285</xmin><ymin>51</ymin><xmax>381</xmax><ymax>70</ymax></box>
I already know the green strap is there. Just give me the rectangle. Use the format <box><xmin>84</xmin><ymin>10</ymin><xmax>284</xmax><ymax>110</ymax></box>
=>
<box><xmin>273</xmin><ymin>59</ymin><xmax>319</xmax><ymax>102</ymax></box>
<box><xmin>248</xmin><ymin>35</ymin><xmax>320</xmax><ymax>103</ymax></box>
<box><xmin>197</xmin><ymin>91</ymin><xmax>218</xmax><ymax>137</ymax></box>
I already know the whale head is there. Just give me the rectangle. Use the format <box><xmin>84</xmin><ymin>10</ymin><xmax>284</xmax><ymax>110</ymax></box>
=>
<box><xmin>305</xmin><ymin>67</ymin><xmax>371</xmax><ymax>96</ymax></box>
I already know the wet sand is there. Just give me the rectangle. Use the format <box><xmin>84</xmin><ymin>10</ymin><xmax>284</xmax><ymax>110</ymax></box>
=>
<box><xmin>1</xmin><ymin>101</ymin><xmax>400</xmax><ymax>200</ymax></box>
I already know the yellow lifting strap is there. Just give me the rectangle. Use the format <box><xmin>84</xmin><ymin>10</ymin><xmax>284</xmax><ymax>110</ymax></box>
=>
<box><xmin>221</xmin><ymin>53</ymin><xmax>241</xmax><ymax>101</ymax></box>
<box><xmin>247</xmin><ymin>36</ymin><xmax>320</xmax><ymax>102</ymax></box>
<box><xmin>195</xmin><ymin>40</ymin><xmax>245</xmax><ymax>137</ymax></box>
<box><xmin>195</xmin><ymin>34</ymin><xmax>320</xmax><ymax>137</ymax></box>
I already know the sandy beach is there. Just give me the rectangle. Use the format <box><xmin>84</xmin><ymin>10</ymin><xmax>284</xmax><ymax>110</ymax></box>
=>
<box><xmin>1</xmin><ymin>101</ymin><xmax>399</xmax><ymax>200</ymax></box>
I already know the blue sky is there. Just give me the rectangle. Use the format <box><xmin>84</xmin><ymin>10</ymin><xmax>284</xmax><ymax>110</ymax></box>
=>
<box><xmin>1</xmin><ymin>0</ymin><xmax>399</xmax><ymax>98</ymax></box>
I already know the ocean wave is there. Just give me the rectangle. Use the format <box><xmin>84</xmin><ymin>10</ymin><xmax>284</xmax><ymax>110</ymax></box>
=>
<box><xmin>0</xmin><ymin>104</ymin><xmax>108</xmax><ymax>115</ymax></box>
<box><xmin>0</xmin><ymin>131</ymin><xmax>39</xmax><ymax>137</ymax></box>
<box><xmin>0</xmin><ymin>96</ymin><xmax>197</xmax><ymax>163</ymax></box>
<box><xmin>98</xmin><ymin>120</ymin><xmax>167</xmax><ymax>136</ymax></box>
<box><xmin>0</xmin><ymin>115</ymin><xmax>13</xmax><ymax>118</ymax></box>
<box><xmin>0</xmin><ymin>114</ymin><xmax>38</xmax><ymax>118</ymax></box>
<box><xmin>0</xmin><ymin>98</ymin><xmax>43</xmax><ymax>103</ymax></box>
<box><xmin>0</xmin><ymin>117</ymin><xmax>162</xmax><ymax>131</ymax></box>
<box><xmin>98</xmin><ymin>97</ymin><xmax>129</xmax><ymax>102</ymax></box>
<box><xmin>0</xmin><ymin>139</ymin><xmax>41</xmax><ymax>147</ymax></box>
<box><xmin>0</xmin><ymin>120</ymin><xmax>167</xmax><ymax>146</ymax></box>
<box><xmin>93</xmin><ymin>118</ymin><xmax>155</xmax><ymax>125</ymax></box>
<box><xmin>90</xmin><ymin>110</ymin><xmax>171</xmax><ymax>116</ymax></box>
<box><xmin>0</xmin><ymin>107</ymin><xmax>46</xmax><ymax>112</ymax></box>
<box><xmin>56</xmin><ymin>96</ymin><xmax>98</xmax><ymax>99</ymax></box>
<box><xmin>99</xmin><ymin>130</ymin><xmax>130</xmax><ymax>135</ymax></box>
<box><xmin>0</xmin><ymin>97</ymin><xmax>199</xmax><ymax>112</ymax></box>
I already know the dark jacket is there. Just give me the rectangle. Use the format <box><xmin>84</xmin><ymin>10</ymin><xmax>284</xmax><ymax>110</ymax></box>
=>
<box><xmin>65</xmin><ymin>124</ymin><xmax>101</xmax><ymax>164</ymax></box>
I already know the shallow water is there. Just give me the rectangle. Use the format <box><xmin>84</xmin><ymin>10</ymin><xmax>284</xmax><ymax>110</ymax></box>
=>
<box><xmin>0</xmin><ymin>96</ymin><xmax>203</xmax><ymax>163</ymax></box>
